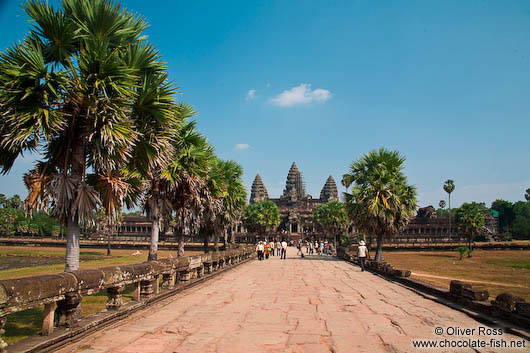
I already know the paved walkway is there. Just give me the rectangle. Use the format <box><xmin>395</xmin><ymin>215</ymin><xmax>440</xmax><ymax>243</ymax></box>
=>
<box><xmin>60</xmin><ymin>248</ymin><xmax>528</xmax><ymax>353</ymax></box>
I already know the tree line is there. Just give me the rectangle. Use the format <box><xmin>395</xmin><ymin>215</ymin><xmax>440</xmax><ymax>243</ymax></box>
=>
<box><xmin>0</xmin><ymin>0</ymin><xmax>246</xmax><ymax>271</ymax></box>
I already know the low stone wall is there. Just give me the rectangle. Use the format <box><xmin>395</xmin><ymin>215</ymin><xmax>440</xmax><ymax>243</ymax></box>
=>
<box><xmin>337</xmin><ymin>247</ymin><xmax>530</xmax><ymax>332</ymax></box>
<box><xmin>0</xmin><ymin>245</ymin><xmax>255</xmax><ymax>352</ymax></box>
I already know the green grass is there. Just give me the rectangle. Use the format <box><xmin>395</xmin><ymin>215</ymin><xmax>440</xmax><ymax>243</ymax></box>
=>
<box><xmin>485</xmin><ymin>259</ymin><xmax>530</xmax><ymax>270</ymax></box>
<box><xmin>4</xmin><ymin>284</ymin><xmax>137</xmax><ymax>345</ymax></box>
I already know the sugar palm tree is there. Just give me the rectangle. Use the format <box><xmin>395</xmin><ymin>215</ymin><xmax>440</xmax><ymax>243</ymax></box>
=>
<box><xmin>0</xmin><ymin>0</ymin><xmax>176</xmax><ymax>270</ymax></box>
<box><xmin>439</xmin><ymin>200</ymin><xmax>446</xmax><ymax>209</ymax></box>
<box><xmin>168</xmin><ymin>120</ymin><xmax>212</xmax><ymax>257</ymax></box>
<box><xmin>137</xmin><ymin>104</ymin><xmax>191</xmax><ymax>261</ymax></box>
<box><xmin>443</xmin><ymin>179</ymin><xmax>456</xmax><ymax>238</ymax></box>
<box><xmin>525</xmin><ymin>188</ymin><xmax>530</xmax><ymax>202</ymax></box>
<box><xmin>343</xmin><ymin>148</ymin><xmax>417</xmax><ymax>261</ymax></box>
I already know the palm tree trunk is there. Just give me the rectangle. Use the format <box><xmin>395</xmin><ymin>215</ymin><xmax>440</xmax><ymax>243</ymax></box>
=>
<box><xmin>374</xmin><ymin>233</ymin><xmax>384</xmax><ymax>261</ymax></box>
<box><xmin>214</xmin><ymin>232</ymin><xmax>219</xmax><ymax>252</ymax></box>
<box><xmin>202</xmin><ymin>229</ymin><xmax>209</xmax><ymax>253</ymax></box>
<box><xmin>65</xmin><ymin>217</ymin><xmax>81</xmax><ymax>272</ymax></box>
<box><xmin>178</xmin><ymin>233</ymin><xmax>185</xmax><ymax>257</ymax></box>
<box><xmin>148</xmin><ymin>216</ymin><xmax>159</xmax><ymax>261</ymax></box>
<box><xmin>448</xmin><ymin>194</ymin><xmax>452</xmax><ymax>238</ymax></box>
<box><xmin>107</xmin><ymin>232</ymin><xmax>111</xmax><ymax>256</ymax></box>
<box><xmin>65</xmin><ymin>141</ymin><xmax>84</xmax><ymax>272</ymax></box>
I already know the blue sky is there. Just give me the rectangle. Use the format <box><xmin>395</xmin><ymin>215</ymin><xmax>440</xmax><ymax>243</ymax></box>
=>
<box><xmin>1</xmin><ymin>0</ymin><xmax>529</xmax><ymax>208</ymax></box>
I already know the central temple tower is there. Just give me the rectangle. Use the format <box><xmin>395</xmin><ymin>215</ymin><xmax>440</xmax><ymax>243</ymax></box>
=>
<box><xmin>248</xmin><ymin>162</ymin><xmax>338</xmax><ymax>239</ymax></box>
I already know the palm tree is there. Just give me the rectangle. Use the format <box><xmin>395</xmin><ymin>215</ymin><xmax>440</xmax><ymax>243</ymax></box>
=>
<box><xmin>525</xmin><ymin>188</ymin><xmax>530</xmax><ymax>202</ymax></box>
<box><xmin>168</xmin><ymin>120</ymin><xmax>212</xmax><ymax>257</ymax></box>
<box><xmin>0</xmin><ymin>0</ymin><xmax>176</xmax><ymax>271</ymax></box>
<box><xmin>343</xmin><ymin>148</ymin><xmax>417</xmax><ymax>261</ymax></box>
<box><xmin>443</xmin><ymin>180</ymin><xmax>456</xmax><ymax>238</ymax></box>
<box><xmin>439</xmin><ymin>200</ymin><xmax>446</xmax><ymax>209</ymax></box>
<box><xmin>455</xmin><ymin>203</ymin><xmax>485</xmax><ymax>254</ymax></box>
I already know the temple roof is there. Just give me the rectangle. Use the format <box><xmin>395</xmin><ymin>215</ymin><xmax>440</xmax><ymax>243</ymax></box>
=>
<box><xmin>249</xmin><ymin>174</ymin><xmax>269</xmax><ymax>204</ymax></box>
<box><xmin>319</xmin><ymin>175</ymin><xmax>338</xmax><ymax>202</ymax></box>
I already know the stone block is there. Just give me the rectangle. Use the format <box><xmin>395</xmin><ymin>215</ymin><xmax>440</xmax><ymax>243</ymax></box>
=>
<box><xmin>492</xmin><ymin>293</ymin><xmax>526</xmax><ymax>312</ymax></box>
<box><xmin>462</xmin><ymin>287</ymin><xmax>489</xmax><ymax>301</ymax></box>
<box><xmin>392</xmin><ymin>269</ymin><xmax>411</xmax><ymax>277</ymax></box>
<box><xmin>449</xmin><ymin>280</ymin><xmax>472</xmax><ymax>296</ymax></box>
<box><xmin>516</xmin><ymin>302</ymin><xmax>530</xmax><ymax>318</ymax></box>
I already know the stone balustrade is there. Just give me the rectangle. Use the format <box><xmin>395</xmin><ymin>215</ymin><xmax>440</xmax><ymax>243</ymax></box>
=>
<box><xmin>0</xmin><ymin>245</ymin><xmax>255</xmax><ymax>351</ymax></box>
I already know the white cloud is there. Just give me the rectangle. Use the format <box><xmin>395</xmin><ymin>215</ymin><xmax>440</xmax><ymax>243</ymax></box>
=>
<box><xmin>235</xmin><ymin>143</ymin><xmax>250</xmax><ymax>150</ymax></box>
<box><xmin>245</xmin><ymin>89</ymin><xmax>256</xmax><ymax>100</ymax></box>
<box><xmin>270</xmin><ymin>83</ymin><xmax>331</xmax><ymax>107</ymax></box>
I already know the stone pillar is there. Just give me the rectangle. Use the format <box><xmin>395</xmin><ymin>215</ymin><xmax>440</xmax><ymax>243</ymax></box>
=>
<box><xmin>42</xmin><ymin>302</ymin><xmax>55</xmax><ymax>335</ymax></box>
<box><xmin>55</xmin><ymin>293</ymin><xmax>82</xmax><ymax>328</ymax></box>
<box><xmin>162</xmin><ymin>272</ymin><xmax>176</xmax><ymax>289</ymax></box>
<box><xmin>133</xmin><ymin>281</ymin><xmax>141</xmax><ymax>301</ymax></box>
<box><xmin>140</xmin><ymin>280</ymin><xmax>154</xmax><ymax>299</ymax></box>
<box><xmin>0</xmin><ymin>316</ymin><xmax>7</xmax><ymax>353</ymax></box>
<box><xmin>106</xmin><ymin>285</ymin><xmax>124</xmax><ymax>310</ymax></box>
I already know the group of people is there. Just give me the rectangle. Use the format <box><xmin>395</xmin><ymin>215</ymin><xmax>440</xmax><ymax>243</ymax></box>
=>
<box><xmin>254</xmin><ymin>237</ymin><xmax>370</xmax><ymax>273</ymax></box>
<box><xmin>256</xmin><ymin>240</ymin><xmax>288</xmax><ymax>260</ymax></box>
<box><xmin>296</xmin><ymin>239</ymin><xmax>332</xmax><ymax>257</ymax></box>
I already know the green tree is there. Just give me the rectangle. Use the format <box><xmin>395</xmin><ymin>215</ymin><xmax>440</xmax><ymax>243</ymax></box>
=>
<box><xmin>169</xmin><ymin>121</ymin><xmax>213</xmax><ymax>257</ymax></box>
<box><xmin>0</xmin><ymin>0</ymin><xmax>177</xmax><ymax>271</ymax></box>
<box><xmin>314</xmin><ymin>201</ymin><xmax>348</xmax><ymax>250</ymax></box>
<box><xmin>343</xmin><ymin>148</ymin><xmax>417</xmax><ymax>261</ymax></box>
<box><xmin>455</xmin><ymin>202</ymin><xmax>485</xmax><ymax>253</ymax></box>
<box><xmin>243</xmin><ymin>200</ymin><xmax>280</xmax><ymax>239</ymax></box>
<box><xmin>491</xmin><ymin>199</ymin><xmax>515</xmax><ymax>233</ymax></box>
<box><xmin>443</xmin><ymin>179</ymin><xmax>455</xmax><ymax>237</ymax></box>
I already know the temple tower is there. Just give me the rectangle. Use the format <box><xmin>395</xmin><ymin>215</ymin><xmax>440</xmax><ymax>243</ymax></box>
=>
<box><xmin>249</xmin><ymin>174</ymin><xmax>269</xmax><ymax>204</ymax></box>
<box><xmin>319</xmin><ymin>175</ymin><xmax>338</xmax><ymax>202</ymax></box>
<box><xmin>282</xmin><ymin>162</ymin><xmax>306</xmax><ymax>201</ymax></box>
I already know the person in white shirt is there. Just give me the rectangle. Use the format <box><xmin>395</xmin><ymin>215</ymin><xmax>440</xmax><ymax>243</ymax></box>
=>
<box><xmin>275</xmin><ymin>241</ymin><xmax>281</xmax><ymax>256</ymax></box>
<box><xmin>281</xmin><ymin>240</ymin><xmax>288</xmax><ymax>259</ymax></box>
<box><xmin>256</xmin><ymin>241</ymin><xmax>265</xmax><ymax>261</ymax></box>
<box><xmin>357</xmin><ymin>240</ymin><xmax>369</xmax><ymax>271</ymax></box>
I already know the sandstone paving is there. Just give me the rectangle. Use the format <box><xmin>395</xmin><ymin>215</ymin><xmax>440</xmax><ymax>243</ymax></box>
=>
<box><xmin>58</xmin><ymin>248</ymin><xmax>529</xmax><ymax>353</ymax></box>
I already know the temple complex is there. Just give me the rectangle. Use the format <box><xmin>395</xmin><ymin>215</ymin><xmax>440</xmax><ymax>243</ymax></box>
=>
<box><xmin>249</xmin><ymin>162</ymin><xmax>338</xmax><ymax>241</ymax></box>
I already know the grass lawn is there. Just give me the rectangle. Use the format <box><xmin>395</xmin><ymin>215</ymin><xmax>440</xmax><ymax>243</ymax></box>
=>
<box><xmin>382</xmin><ymin>249</ymin><xmax>530</xmax><ymax>302</ymax></box>
<box><xmin>0</xmin><ymin>246</ymin><xmax>202</xmax><ymax>344</ymax></box>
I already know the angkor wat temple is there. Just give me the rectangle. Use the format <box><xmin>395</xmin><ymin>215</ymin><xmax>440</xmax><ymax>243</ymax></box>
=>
<box><xmin>249</xmin><ymin>162</ymin><xmax>338</xmax><ymax>240</ymax></box>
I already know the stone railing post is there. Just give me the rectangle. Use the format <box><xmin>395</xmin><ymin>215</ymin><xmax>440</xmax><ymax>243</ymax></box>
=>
<box><xmin>42</xmin><ymin>302</ymin><xmax>55</xmax><ymax>335</ymax></box>
<box><xmin>162</xmin><ymin>272</ymin><xmax>176</xmax><ymax>289</ymax></box>
<box><xmin>55</xmin><ymin>293</ymin><xmax>82</xmax><ymax>328</ymax></box>
<box><xmin>140</xmin><ymin>280</ymin><xmax>154</xmax><ymax>300</ymax></box>
<box><xmin>133</xmin><ymin>281</ymin><xmax>141</xmax><ymax>301</ymax></box>
<box><xmin>0</xmin><ymin>316</ymin><xmax>7</xmax><ymax>353</ymax></box>
<box><xmin>106</xmin><ymin>285</ymin><xmax>124</xmax><ymax>310</ymax></box>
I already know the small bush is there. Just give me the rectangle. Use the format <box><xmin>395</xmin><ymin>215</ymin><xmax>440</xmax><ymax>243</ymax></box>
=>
<box><xmin>456</xmin><ymin>246</ymin><xmax>469</xmax><ymax>260</ymax></box>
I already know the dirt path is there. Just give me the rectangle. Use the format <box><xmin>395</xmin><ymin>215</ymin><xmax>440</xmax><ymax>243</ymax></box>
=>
<box><xmin>58</xmin><ymin>248</ymin><xmax>528</xmax><ymax>353</ymax></box>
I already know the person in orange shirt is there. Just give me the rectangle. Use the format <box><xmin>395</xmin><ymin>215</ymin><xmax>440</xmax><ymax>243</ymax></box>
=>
<box><xmin>264</xmin><ymin>242</ymin><xmax>270</xmax><ymax>259</ymax></box>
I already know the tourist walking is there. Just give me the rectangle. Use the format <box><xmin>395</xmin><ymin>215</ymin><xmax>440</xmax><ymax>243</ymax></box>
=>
<box><xmin>256</xmin><ymin>241</ymin><xmax>264</xmax><ymax>261</ymax></box>
<box><xmin>265</xmin><ymin>243</ymin><xmax>271</xmax><ymax>260</ymax></box>
<box><xmin>358</xmin><ymin>240</ymin><xmax>369</xmax><ymax>271</ymax></box>
<box><xmin>300</xmin><ymin>241</ymin><xmax>307</xmax><ymax>258</ymax></box>
<box><xmin>297</xmin><ymin>240</ymin><xmax>302</xmax><ymax>256</ymax></box>
<box><xmin>270</xmin><ymin>240</ymin><xmax>275</xmax><ymax>256</ymax></box>
<box><xmin>281</xmin><ymin>239</ymin><xmax>287</xmax><ymax>259</ymax></box>
<box><xmin>276</xmin><ymin>240</ymin><xmax>281</xmax><ymax>256</ymax></box>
